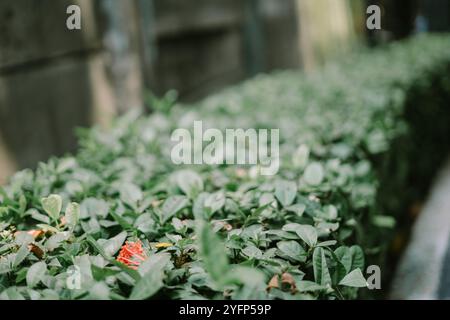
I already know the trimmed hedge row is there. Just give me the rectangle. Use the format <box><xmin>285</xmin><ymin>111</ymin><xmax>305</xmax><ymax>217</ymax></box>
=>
<box><xmin>0</xmin><ymin>35</ymin><xmax>449</xmax><ymax>300</ymax></box>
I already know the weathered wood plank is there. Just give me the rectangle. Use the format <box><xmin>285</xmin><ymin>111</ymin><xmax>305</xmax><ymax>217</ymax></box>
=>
<box><xmin>0</xmin><ymin>0</ymin><xmax>101</xmax><ymax>69</ymax></box>
<box><xmin>153</xmin><ymin>28</ymin><xmax>245</xmax><ymax>101</ymax></box>
<box><xmin>153</xmin><ymin>0</ymin><xmax>244</xmax><ymax>38</ymax></box>
<box><xmin>0</xmin><ymin>57</ymin><xmax>95</xmax><ymax>171</ymax></box>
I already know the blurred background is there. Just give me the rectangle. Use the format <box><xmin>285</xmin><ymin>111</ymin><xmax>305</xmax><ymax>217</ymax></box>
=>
<box><xmin>0</xmin><ymin>0</ymin><xmax>449</xmax><ymax>184</ymax></box>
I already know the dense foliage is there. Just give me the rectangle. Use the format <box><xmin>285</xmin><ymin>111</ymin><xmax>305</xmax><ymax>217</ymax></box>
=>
<box><xmin>0</xmin><ymin>35</ymin><xmax>449</xmax><ymax>300</ymax></box>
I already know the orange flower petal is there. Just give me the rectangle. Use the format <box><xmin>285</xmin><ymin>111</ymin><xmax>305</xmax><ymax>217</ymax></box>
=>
<box><xmin>116</xmin><ymin>240</ymin><xmax>148</xmax><ymax>268</ymax></box>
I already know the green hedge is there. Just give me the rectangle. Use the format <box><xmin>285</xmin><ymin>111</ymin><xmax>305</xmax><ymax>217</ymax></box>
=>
<box><xmin>1</xmin><ymin>34</ymin><xmax>449</xmax><ymax>300</ymax></box>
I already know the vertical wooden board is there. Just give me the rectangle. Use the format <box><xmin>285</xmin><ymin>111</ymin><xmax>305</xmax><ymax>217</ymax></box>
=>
<box><xmin>259</xmin><ymin>0</ymin><xmax>301</xmax><ymax>70</ymax></box>
<box><xmin>0</xmin><ymin>0</ymin><xmax>101</xmax><ymax>69</ymax></box>
<box><xmin>153</xmin><ymin>29</ymin><xmax>246</xmax><ymax>101</ymax></box>
<box><xmin>0</xmin><ymin>57</ymin><xmax>94</xmax><ymax>171</ymax></box>
<box><xmin>87</xmin><ymin>53</ymin><xmax>117</xmax><ymax>128</ymax></box>
<box><xmin>295</xmin><ymin>0</ymin><xmax>359</xmax><ymax>70</ymax></box>
<box><xmin>153</xmin><ymin>0</ymin><xmax>244</xmax><ymax>37</ymax></box>
<box><xmin>0</xmin><ymin>127</ymin><xmax>17</xmax><ymax>185</ymax></box>
<box><xmin>96</xmin><ymin>0</ymin><xmax>144</xmax><ymax>112</ymax></box>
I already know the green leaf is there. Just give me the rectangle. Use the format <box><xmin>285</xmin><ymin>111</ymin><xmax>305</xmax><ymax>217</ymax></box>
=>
<box><xmin>334</xmin><ymin>245</ymin><xmax>365</xmax><ymax>277</ymax></box>
<box><xmin>0</xmin><ymin>287</ymin><xmax>25</xmax><ymax>300</ymax></box>
<box><xmin>36</xmin><ymin>224</ymin><xmax>59</xmax><ymax>234</ymax></box>
<box><xmin>130</xmin><ymin>253</ymin><xmax>170</xmax><ymax>299</ymax></box>
<box><xmin>244</xmin><ymin>203</ymin><xmax>271</xmax><ymax>227</ymax></box>
<box><xmin>45</xmin><ymin>232</ymin><xmax>70</xmax><ymax>251</ymax></box>
<box><xmin>204</xmin><ymin>191</ymin><xmax>225</xmax><ymax>216</ymax></box>
<box><xmin>372</xmin><ymin>215</ymin><xmax>396</xmax><ymax>228</ymax></box>
<box><xmin>197</xmin><ymin>221</ymin><xmax>229</xmax><ymax>288</ymax></box>
<box><xmin>275</xmin><ymin>180</ymin><xmax>297</xmax><ymax>207</ymax></box>
<box><xmin>18</xmin><ymin>195</ymin><xmax>27</xmax><ymax>215</ymax></box>
<box><xmin>86</xmin><ymin>235</ymin><xmax>140</xmax><ymax>281</ymax></box>
<box><xmin>225</xmin><ymin>266</ymin><xmax>266</xmax><ymax>288</ymax></box>
<box><xmin>13</xmin><ymin>244</ymin><xmax>30</xmax><ymax>268</ymax></box>
<box><xmin>160</xmin><ymin>195</ymin><xmax>189</xmax><ymax>223</ymax></box>
<box><xmin>137</xmin><ymin>252</ymin><xmax>171</xmax><ymax>276</ymax></box>
<box><xmin>242</xmin><ymin>245</ymin><xmax>263</xmax><ymax>259</ymax></box>
<box><xmin>29</xmin><ymin>209</ymin><xmax>50</xmax><ymax>224</ymax></box>
<box><xmin>110</xmin><ymin>212</ymin><xmax>133</xmax><ymax>230</ymax></box>
<box><xmin>65</xmin><ymin>202</ymin><xmax>80</xmax><ymax>230</ymax></box>
<box><xmin>119</xmin><ymin>183</ymin><xmax>143</xmax><ymax>208</ymax></box>
<box><xmin>297</xmin><ymin>280</ymin><xmax>327</xmax><ymax>292</ymax></box>
<box><xmin>285</xmin><ymin>203</ymin><xmax>306</xmax><ymax>217</ymax></box>
<box><xmin>283</xmin><ymin>223</ymin><xmax>318</xmax><ymax>247</ymax></box>
<box><xmin>88</xmin><ymin>282</ymin><xmax>111</xmax><ymax>299</ymax></box>
<box><xmin>80</xmin><ymin>198</ymin><xmax>109</xmax><ymax>219</ymax></box>
<box><xmin>99</xmin><ymin>231</ymin><xmax>127</xmax><ymax>256</ymax></box>
<box><xmin>91</xmin><ymin>265</ymin><xmax>120</xmax><ymax>281</ymax></box>
<box><xmin>26</xmin><ymin>262</ymin><xmax>47</xmax><ymax>288</ymax></box>
<box><xmin>313</xmin><ymin>247</ymin><xmax>331</xmax><ymax>286</ymax></box>
<box><xmin>323</xmin><ymin>205</ymin><xmax>338</xmax><ymax>220</ymax></box>
<box><xmin>193</xmin><ymin>192</ymin><xmax>209</xmax><ymax>220</ymax></box>
<box><xmin>303</xmin><ymin>162</ymin><xmax>325</xmax><ymax>186</ymax></box>
<box><xmin>14</xmin><ymin>232</ymin><xmax>33</xmax><ymax>246</ymax></box>
<box><xmin>339</xmin><ymin>268</ymin><xmax>367</xmax><ymax>287</ymax></box>
<box><xmin>350</xmin><ymin>245</ymin><xmax>365</xmax><ymax>271</ymax></box>
<box><xmin>41</xmin><ymin>194</ymin><xmax>62</xmax><ymax>222</ymax></box>
<box><xmin>316</xmin><ymin>240</ymin><xmax>337</xmax><ymax>247</ymax></box>
<box><xmin>134</xmin><ymin>213</ymin><xmax>155</xmax><ymax>234</ymax></box>
<box><xmin>277</xmin><ymin>240</ymin><xmax>307</xmax><ymax>262</ymax></box>
<box><xmin>334</xmin><ymin>246</ymin><xmax>352</xmax><ymax>273</ymax></box>
<box><xmin>175</xmin><ymin>170</ymin><xmax>204</xmax><ymax>198</ymax></box>
<box><xmin>329</xmin><ymin>249</ymin><xmax>348</xmax><ymax>283</ymax></box>
<box><xmin>292</xmin><ymin>144</ymin><xmax>310</xmax><ymax>168</ymax></box>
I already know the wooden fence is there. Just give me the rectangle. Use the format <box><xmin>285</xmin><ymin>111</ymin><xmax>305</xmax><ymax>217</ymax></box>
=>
<box><xmin>0</xmin><ymin>0</ymin><xmax>364</xmax><ymax>184</ymax></box>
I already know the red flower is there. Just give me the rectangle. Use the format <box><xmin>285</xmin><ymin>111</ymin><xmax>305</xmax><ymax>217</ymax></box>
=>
<box><xmin>116</xmin><ymin>241</ymin><xmax>147</xmax><ymax>269</ymax></box>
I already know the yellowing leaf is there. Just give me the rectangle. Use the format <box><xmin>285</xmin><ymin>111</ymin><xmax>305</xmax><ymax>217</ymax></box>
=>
<box><xmin>154</xmin><ymin>242</ymin><xmax>173</xmax><ymax>249</ymax></box>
